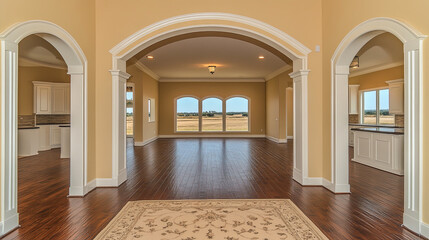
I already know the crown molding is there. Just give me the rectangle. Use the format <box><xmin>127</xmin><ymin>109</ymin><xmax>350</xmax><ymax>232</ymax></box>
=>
<box><xmin>158</xmin><ymin>78</ymin><xmax>265</xmax><ymax>83</ymax></box>
<box><xmin>18</xmin><ymin>56</ymin><xmax>67</xmax><ymax>70</ymax></box>
<box><xmin>133</xmin><ymin>60</ymin><xmax>160</xmax><ymax>81</ymax></box>
<box><xmin>265</xmin><ymin>65</ymin><xmax>293</xmax><ymax>81</ymax></box>
<box><xmin>349</xmin><ymin>61</ymin><xmax>403</xmax><ymax>78</ymax></box>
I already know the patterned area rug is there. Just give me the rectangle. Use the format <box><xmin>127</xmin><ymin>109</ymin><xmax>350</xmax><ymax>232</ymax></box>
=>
<box><xmin>95</xmin><ymin>199</ymin><xmax>328</xmax><ymax>240</ymax></box>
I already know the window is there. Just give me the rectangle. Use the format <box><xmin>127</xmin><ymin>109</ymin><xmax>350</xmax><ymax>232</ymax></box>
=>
<box><xmin>226</xmin><ymin>97</ymin><xmax>249</xmax><ymax>131</ymax></box>
<box><xmin>202</xmin><ymin>98</ymin><xmax>223</xmax><ymax>132</ymax></box>
<box><xmin>176</xmin><ymin>97</ymin><xmax>199</xmax><ymax>132</ymax></box>
<box><xmin>126</xmin><ymin>85</ymin><xmax>134</xmax><ymax>136</ymax></box>
<box><xmin>361</xmin><ymin>88</ymin><xmax>394</xmax><ymax>125</ymax></box>
<box><xmin>148</xmin><ymin>98</ymin><xmax>156</xmax><ymax>122</ymax></box>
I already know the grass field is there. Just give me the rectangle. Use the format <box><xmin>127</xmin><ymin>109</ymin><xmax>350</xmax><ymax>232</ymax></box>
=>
<box><xmin>177</xmin><ymin>114</ymin><xmax>248</xmax><ymax>132</ymax></box>
<box><xmin>126</xmin><ymin>116</ymin><xmax>133</xmax><ymax>135</ymax></box>
<box><xmin>363</xmin><ymin>115</ymin><xmax>395</xmax><ymax>125</ymax></box>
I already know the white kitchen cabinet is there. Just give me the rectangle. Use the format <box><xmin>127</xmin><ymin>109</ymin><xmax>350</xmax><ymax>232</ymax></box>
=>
<box><xmin>386</xmin><ymin>79</ymin><xmax>404</xmax><ymax>114</ymax></box>
<box><xmin>34</xmin><ymin>85</ymin><xmax>51</xmax><ymax>114</ymax></box>
<box><xmin>50</xmin><ymin>125</ymin><xmax>61</xmax><ymax>148</ymax></box>
<box><xmin>38</xmin><ymin>125</ymin><xmax>51</xmax><ymax>151</ymax></box>
<box><xmin>348</xmin><ymin>85</ymin><xmax>360</xmax><ymax>114</ymax></box>
<box><xmin>33</xmin><ymin>81</ymin><xmax>70</xmax><ymax>115</ymax></box>
<box><xmin>349</xmin><ymin>126</ymin><xmax>355</xmax><ymax>147</ymax></box>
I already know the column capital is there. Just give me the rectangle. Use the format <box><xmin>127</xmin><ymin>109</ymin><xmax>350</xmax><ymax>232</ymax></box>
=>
<box><xmin>109</xmin><ymin>69</ymin><xmax>131</xmax><ymax>80</ymax></box>
<box><xmin>289</xmin><ymin>70</ymin><xmax>310</xmax><ymax>79</ymax></box>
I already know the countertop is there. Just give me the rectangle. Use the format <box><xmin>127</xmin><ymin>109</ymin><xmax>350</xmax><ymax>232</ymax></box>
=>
<box><xmin>351</xmin><ymin>127</ymin><xmax>404</xmax><ymax>135</ymax></box>
<box><xmin>349</xmin><ymin>123</ymin><xmax>403</xmax><ymax>128</ymax></box>
<box><xmin>59</xmin><ymin>125</ymin><xmax>70</xmax><ymax>128</ymax></box>
<box><xmin>18</xmin><ymin>126</ymin><xmax>40</xmax><ymax>130</ymax></box>
<box><xmin>36</xmin><ymin>123</ymin><xmax>70</xmax><ymax>125</ymax></box>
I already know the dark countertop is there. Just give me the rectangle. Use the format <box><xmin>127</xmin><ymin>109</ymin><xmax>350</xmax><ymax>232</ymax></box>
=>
<box><xmin>59</xmin><ymin>125</ymin><xmax>70</xmax><ymax>128</ymax></box>
<box><xmin>351</xmin><ymin>127</ymin><xmax>404</xmax><ymax>135</ymax></box>
<box><xmin>36</xmin><ymin>123</ymin><xmax>70</xmax><ymax>125</ymax></box>
<box><xmin>18</xmin><ymin>127</ymin><xmax>40</xmax><ymax>130</ymax></box>
<box><xmin>349</xmin><ymin>123</ymin><xmax>402</xmax><ymax>128</ymax></box>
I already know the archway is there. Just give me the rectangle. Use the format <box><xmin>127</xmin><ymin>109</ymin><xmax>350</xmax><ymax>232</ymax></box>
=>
<box><xmin>109</xmin><ymin>13</ymin><xmax>311</xmax><ymax>187</ymax></box>
<box><xmin>330</xmin><ymin>17</ymin><xmax>426</xmax><ymax>233</ymax></box>
<box><xmin>0</xmin><ymin>20</ymin><xmax>88</xmax><ymax>235</ymax></box>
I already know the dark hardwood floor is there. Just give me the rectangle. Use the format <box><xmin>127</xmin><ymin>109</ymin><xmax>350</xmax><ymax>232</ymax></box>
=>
<box><xmin>3</xmin><ymin>138</ymin><xmax>423</xmax><ymax>239</ymax></box>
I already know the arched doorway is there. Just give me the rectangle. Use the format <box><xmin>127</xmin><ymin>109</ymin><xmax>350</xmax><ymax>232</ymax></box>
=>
<box><xmin>330</xmin><ymin>17</ymin><xmax>426</xmax><ymax>233</ymax></box>
<box><xmin>0</xmin><ymin>20</ymin><xmax>88</xmax><ymax>235</ymax></box>
<box><xmin>109</xmin><ymin>13</ymin><xmax>311</xmax><ymax>188</ymax></box>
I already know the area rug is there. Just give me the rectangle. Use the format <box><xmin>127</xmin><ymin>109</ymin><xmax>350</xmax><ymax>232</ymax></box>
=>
<box><xmin>94</xmin><ymin>199</ymin><xmax>328</xmax><ymax>240</ymax></box>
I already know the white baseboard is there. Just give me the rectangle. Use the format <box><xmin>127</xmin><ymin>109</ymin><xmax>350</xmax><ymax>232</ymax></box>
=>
<box><xmin>68</xmin><ymin>186</ymin><xmax>85</xmax><ymax>197</ymax></box>
<box><xmin>403</xmin><ymin>213</ymin><xmax>421</xmax><ymax>234</ymax></box>
<box><xmin>84</xmin><ymin>179</ymin><xmax>97</xmax><ymax>194</ymax></box>
<box><xmin>96</xmin><ymin>169</ymin><xmax>127</xmax><ymax>187</ymax></box>
<box><xmin>302</xmin><ymin>177</ymin><xmax>323</xmax><ymax>185</ymax></box>
<box><xmin>134</xmin><ymin>136</ymin><xmax>158</xmax><ymax>146</ymax></box>
<box><xmin>266</xmin><ymin>136</ymin><xmax>287</xmax><ymax>143</ymax></box>
<box><xmin>287</xmin><ymin>136</ymin><xmax>293</xmax><ymax>140</ymax></box>
<box><xmin>158</xmin><ymin>134</ymin><xmax>266</xmax><ymax>138</ymax></box>
<box><xmin>321</xmin><ymin>179</ymin><xmax>350</xmax><ymax>193</ymax></box>
<box><xmin>0</xmin><ymin>213</ymin><xmax>19</xmax><ymax>237</ymax></box>
<box><xmin>292</xmin><ymin>168</ymin><xmax>303</xmax><ymax>184</ymax></box>
<box><xmin>421</xmin><ymin>221</ymin><xmax>429</xmax><ymax>238</ymax></box>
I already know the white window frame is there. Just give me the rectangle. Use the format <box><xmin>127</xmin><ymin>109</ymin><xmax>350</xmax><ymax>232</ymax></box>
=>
<box><xmin>225</xmin><ymin>96</ymin><xmax>250</xmax><ymax>133</ymax></box>
<box><xmin>126</xmin><ymin>82</ymin><xmax>135</xmax><ymax>137</ymax></box>
<box><xmin>201</xmin><ymin>96</ymin><xmax>224</xmax><ymax>132</ymax></box>
<box><xmin>360</xmin><ymin>87</ymin><xmax>393</xmax><ymax>126</ymax></box>
<box><xmin>148</xmin><ymin>98</ymin><xmax>156</xmax><ymax>123</ymax></box>
<box><xmin>174</xmin><ymin>96</ymin><xmax>200</xmax><ymax>133</ymax></box>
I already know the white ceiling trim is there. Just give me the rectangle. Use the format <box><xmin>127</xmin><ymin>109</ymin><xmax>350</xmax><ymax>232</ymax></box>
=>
<box><xmin>265</xmin><ymin>65</ymin><xmax>293</xmax><ymax>81</ymax></box>
<box><xmin>349</xmin><ymin>61</ymin><xmax>403</xmax><ymax>78</ymax></box>
<box><xmin>158</xmin><ymin>78</ymin><xmax>265</xmax><ymax>83</ymax></box>
<box><xmin>18</xmin><ymin>56</ymin><xmax>67</xmax><ymax>70</ymax></box>
<box><xmin>133</xmin><ymin>60</ymin><xmax>160</xmax><ymax>80</ymax></box>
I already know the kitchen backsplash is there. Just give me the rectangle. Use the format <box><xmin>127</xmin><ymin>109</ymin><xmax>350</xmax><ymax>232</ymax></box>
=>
<box><xmin>18</xmin><ymin>114</ymin><xmax>36</xmax><ymax>127</ymax></box>
<box><xmin>349</xmin><ymin>114</ymin><xmax>359</xmax><ymax>124</ymax></box>
<box><xmin>395</xmin><ymin>114</ymin><xmax>404</xmax><ymax>127</ymax></box>
<box><xmin>36</xmin><ymin>114</ymin><xmax>70</xmax><ymax>125</ymax></box>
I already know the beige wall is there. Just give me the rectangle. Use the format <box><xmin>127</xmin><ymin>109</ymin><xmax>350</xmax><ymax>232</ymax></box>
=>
<box><xmin>349</xmin><ymin>65</ymin><xmax>404</xmax><ymax>91</ymax></box>
<box><xmin>322</xmin><ymin>0</ymin><xmax>429</xmax><ymax>223</ymax></box>
<box><xmin>18</xmin><ymin>66</ymin><xmax>70</xmax><ymax>115</ymax></box>
<box><xmin>126</xmin><ymin>64</ymin><xmax>159</xmax><ymax>143</ymax></box>
<box><xmin>159</xmin><ymin>82</ymin><xmax>265</xmax><ymax>135</ymax></box>
<box><xmin>286</xmin><ymin>88</ymin><xmax>294</xmax><ymax>138</ymax></box>
<box><xmin>266</xmin><ymin>71</ymin><xmax>293</xmax><ymax>140</ymax></box>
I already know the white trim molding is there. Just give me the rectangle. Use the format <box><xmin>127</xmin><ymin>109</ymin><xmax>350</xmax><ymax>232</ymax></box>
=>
<box><xmin>133</xmin><ymin>60</ymin><xmax>160</xmax><ymax>80</ymax></box>
<box><xmin>330</xmin><ymin>17</ymin><xmax>426</xmax><ymax>234</ymax></box>
<box><xmin>159</xmin><ymin>78</ymin><xmax>265</xmax><ymax>83</ymax></box>
<box><xmin>287</xmin><ymin>136</ymin><xmax>294</xmax><ymax>140</ymax></box>
<box><xmin>159</xmin><ymin>134</ymin><xmax>265</xmax><ymax>138</ymax></box>
<box><xmin>134</xmin><ymin>136</ymin><xmax>159</xmax><ymax>146</ymax></box>
<box><xmin>349</xmin><ymin>61</ymin><xmax>403</xmax><ymax>77</ymax></box>
<box><xmin>266</xmin><ymin>136</ymin><xmax>287</xmax><ymax>143</ymax></box>
<box><xmin>0</xmin><ymin>20</ymin><xmax>89</xmax><ymax>236</ymax></box>
<box><xmin>18</xmin><ymin>56</ymin><xmax>67</xmax><ymax>70</ymax></box>
<box><xmin>265</xmin><ymin>65</ymin><xmax>293</xmax><ymax>81</ymax></box>
<box><xmin>421</xmin><ymin>221</ymin><xmax>429</xmax><ymax>239</ymax></box>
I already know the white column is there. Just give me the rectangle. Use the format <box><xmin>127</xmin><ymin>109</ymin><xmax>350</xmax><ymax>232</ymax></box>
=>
<box><xmin>68</xmin><ymin>67</ymin><xmax>86</xmax><ymax>196</ymax></box>
<box><xmin>289</xmin><ymin>70</ymin><xmax>309</xmax><ymax>185</ymax></box>
<box><xmin>0</xmin><ymin>40</ymin><xmax>19</xmax><ymax>235</ymax></box>
<box><xmin>331</xmin><ymin>66</ymin><xmax>351</xmax><ymax>193</ymax></box>
<box><xmin>110</xmin><ymin>69</ymin><xmax>130</xmax><ymax>187</ymax></box>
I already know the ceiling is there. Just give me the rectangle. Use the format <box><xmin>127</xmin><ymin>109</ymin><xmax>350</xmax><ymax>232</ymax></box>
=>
<box><xmin>350</xmin><ymin>33</ymin><xmax>403</xmax><ymax>75</ymax></box>
<box><xmin>18</xmin><ymin>35</ymin><xmax>67</xmax><ymax>69</ymax></box>
<box><xmin>135</xmin><ymin>36</ymin><xmax>289</xmax><ymax>79</ymax></box>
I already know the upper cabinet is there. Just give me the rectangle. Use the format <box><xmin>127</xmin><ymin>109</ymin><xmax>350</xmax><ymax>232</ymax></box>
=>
<box><xmin>386</xmin><ymin>79</ymin><xmax>404</xmax><ymax>114</ymax></box>
<box><xmin>348</xmin><ymin>85</ymin><xmax>360</xmax><ymax>114</ymax></box>
<box><xmin>33</xmin><ymin>81</ymin><xmax>70</xmax><ymax>115</ymax></box>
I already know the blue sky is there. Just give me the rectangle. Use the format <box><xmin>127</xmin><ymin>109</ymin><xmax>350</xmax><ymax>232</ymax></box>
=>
<box><xmin>176</xmin><ymin>97</ymin><xmax>248</xmax><ymax>113</ymax></box>
<box><xmin>364</xmin><ymin>89</ymin><xmax>389</xmax><ymax>111</ymax></box>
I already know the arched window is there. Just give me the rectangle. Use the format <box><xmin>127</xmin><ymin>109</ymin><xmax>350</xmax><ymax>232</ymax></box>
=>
<box><xmin>202</xmin><ymin>98</ymin><xmax>223</xmax><ymax>132</ymax></box>
<box><xmin>226</xmin><ymin>97</ymin><xmax>249</xmax><ymax>132</ymax></box>
<box><xmin>176</xmin><ymin>97</ymin><xmax>199</xmax><ymax>132</ymax></box>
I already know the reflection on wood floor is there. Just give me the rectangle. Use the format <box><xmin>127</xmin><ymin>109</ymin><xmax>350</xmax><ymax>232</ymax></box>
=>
<box><xmin>5</xmin><ymin>138</ymin><xmax>417</xmax><ymax>239</ymax></box>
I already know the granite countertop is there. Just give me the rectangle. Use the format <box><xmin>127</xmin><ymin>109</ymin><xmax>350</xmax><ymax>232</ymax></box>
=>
<box><xmin>36</xmin><ymin>123</ymin><xmax>70</xmax><ymax>125</ymax></box>
<box><xmin>18</xmin><ymin>126</ymin><xmax>40</xmax><ymax>130</ymax></box>
<box><xmin>349</xmin><ymin>123</ymin><xmax>403</xmax><ymax>128</ymax></box>
<box><xmin>59</xmin><ymin>125</ymin><xmax>70</xmax><ymax>128</ymax></box>
<box><xmin>351</xmin><ymin>127</ymin><xmax>404</xmax><ymax>135</ymax></box>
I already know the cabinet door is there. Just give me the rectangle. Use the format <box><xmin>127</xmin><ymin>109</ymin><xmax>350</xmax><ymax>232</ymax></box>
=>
<box><xmin>35</xmin><ymin>86</ymin><xmax>51</xmax><ymax>114</ymax></box>
<box><xmin>389</xmin><ymin>83</ymin><xmax>404</xmax><ymax>114</ymax></box>
<box><xmin>50</xmin><ymin>125</ymin><xmax>61</xmax><ymax>148</ymax></box>
<box><xmin>51</xmin><ymin>87</ymin><xmax>67</xmax><ymax>114</ymax></box>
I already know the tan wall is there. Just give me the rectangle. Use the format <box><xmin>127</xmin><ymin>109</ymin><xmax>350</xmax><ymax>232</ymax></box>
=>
<box><xmin>266</xmin><ymin>71</ymin><xmax>293</xmax><ymax>140</ymax></box>
<box><xmin>0</xmin><ymin>0</ymin><xmax>96</xmax><ymax>184</ymax></box>
<box><xmin>18</xmin><ymin>66</ymin><xmax>70</xmax><ymax>115</ymax></box>
<box><xmin>286</xmin><ymin>88</ymin><xmax>294</xmax><ymax>138</ymax></box>
<box><xmin>159</xmin><ymin>82</ymin><xmax>265</xmax><ymax>135</ymax></box>
<box><xmin>127</xmin><ymin>64</ymin><xmax>159</xmax><ymax>143</ymax></box>
<box><xmin>322</xmin><ymin>0</ymin><xmax>429</xmax><ymax>223</ymax></box>
<box><xmin>349</xmin><ymin>65</ymin><xmax>404</xmax><ymax>91</ymax></box>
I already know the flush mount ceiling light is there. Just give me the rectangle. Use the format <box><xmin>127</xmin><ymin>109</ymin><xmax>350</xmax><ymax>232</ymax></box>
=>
<box><xmin>146</xmin><ymin>55</ymin><xmax>154</xmax><ymax>59</ymax></box>
<box><xmin>350</xmin><ymin>56</ymin><xmax>359</xmax><ymax>69</ymax></box>
<box><xmin>208</xmin><ymin>65</ymin><xmax>216</xmax><ymax>74</ymax></box>
<box><xmin>258</xmin><ymin>56</ymin><xmax>265</xmax><ymax>59</ymax></box>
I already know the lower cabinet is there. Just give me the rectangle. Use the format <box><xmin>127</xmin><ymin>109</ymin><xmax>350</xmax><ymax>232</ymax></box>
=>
<box><xmin>37</xmin><ymin>124</ymin><xmax>62</xmax><ymax>150</ymax></box>
<box><xmin>50</xmin><ymin>125</ymin><xmax>61</xmax><ymax>148</ymax></box>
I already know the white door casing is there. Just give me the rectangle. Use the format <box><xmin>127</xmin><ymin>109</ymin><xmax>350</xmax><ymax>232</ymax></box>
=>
<box><xmin>109</xmin><ymin>13</ymin><xmax>311</xmax><ymax>187</ymax></box>
<box><xmin>330</xmin><ymin>17</ymin><xmax>426</xmax><ymax>234</ymax></box>
<box><xmin>0</xmin><ymin>20</ymin><xmax>88</xmax><ymax>236</ymax></box>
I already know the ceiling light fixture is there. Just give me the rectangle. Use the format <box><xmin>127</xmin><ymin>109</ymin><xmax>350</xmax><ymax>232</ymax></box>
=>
<box><xmin>350</xmin><ymin>56</ymin><xmax>359</xmax><ymax>69</ymax></box>
<box><xmin>208</xmin><ymin>65</ymin><xmax>216</xmax><ymax>74</ymax></box>
<box><xmin>146</xmin><ymin>55</ymin><xmax>154</xmax><ymax>59</ymax></box>
<box><xmin>258</xmin><ymin>56</ymin><xmax>265</xmax><ymax>59</ymax></box>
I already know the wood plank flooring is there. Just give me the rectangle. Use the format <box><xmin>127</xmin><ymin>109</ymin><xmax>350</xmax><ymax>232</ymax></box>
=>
<box><xmin>3</xmin><ymin>138</ymin><xmax>423</xmax><ymax>239</ymax></box>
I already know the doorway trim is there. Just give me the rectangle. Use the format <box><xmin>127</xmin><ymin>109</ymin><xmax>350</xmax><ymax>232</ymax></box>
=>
<box><xmin>330</xmin><ymin>17</ymin><xmax>426</xmax><ymax>233</ymax></box>
<box><xmin>109</xmin><ymin>12</ymin><xmax>311</xmax><ymax>187</ymax></box>
<box><xmin>0</xmin><ymin>20</ymin><xmax>88</xmax><ymax>235</ymax></box>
